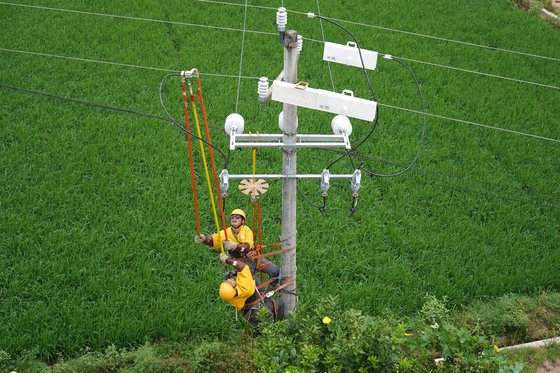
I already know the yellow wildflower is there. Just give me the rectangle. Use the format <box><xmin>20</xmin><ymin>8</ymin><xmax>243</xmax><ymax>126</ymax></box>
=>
<box><xmin>322</xmin><ymin>316</ymin><xmax>332</xmax><ymax>325</ymax></box>
<box><xmin>493</xmin><ymin>344</ymin><xmax>500</xmax><ymax>352</ymax></box>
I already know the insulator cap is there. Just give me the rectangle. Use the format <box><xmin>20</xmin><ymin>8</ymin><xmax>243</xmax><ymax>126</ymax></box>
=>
<box><xmin>224</xmin><ymin>113</ymin><xmax>245</xmax><ymax>135</ymax></box>
<box><xmin>277</xmin><ymin>7</ymin><xmax>287</xmax><ymax>31</ymax></box>
<box><xmin>297</xmin><ymin>35</ymin><xmax>303</xmax><ymax>54</ymax></box>
<box><xmin>331</xmin><ymin>115</ymin><xmax>352</xmax><ymax>136</ymax></box>
<box><xmin>278</xmin><ymin>111</ymin><xmax>298</xmax><ymax>131</ymax></box>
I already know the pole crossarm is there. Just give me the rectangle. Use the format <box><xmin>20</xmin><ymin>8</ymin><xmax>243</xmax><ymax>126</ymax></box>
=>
<box><xmin>229</xmin><ymin>132</ymin><xmax>350</xmax><ymax>150</ymax></box>
<box><xmin>225</xmin><ymin>173</ymin><xmax>357</xmax><ymax>179</ymax></box>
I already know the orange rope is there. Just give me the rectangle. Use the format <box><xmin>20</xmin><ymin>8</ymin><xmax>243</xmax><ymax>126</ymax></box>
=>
<box><xmin>196</xmin><ymin>78</ymin><xmax>228</xmax><ymax>240</ymax></box>
<box><xmin>180</xmin><ymin>79</ymin><xmax>201</xmax><ymax>234</ymax></box>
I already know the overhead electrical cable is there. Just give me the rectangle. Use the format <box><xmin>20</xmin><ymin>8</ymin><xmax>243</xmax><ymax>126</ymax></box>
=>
<box><xmin>315</xmin><ymin>0</ymin><xmax>335</xmax><ymax>92</ymax></box>
<box><xmin>196</xmin><ymin>0</ymin><xmax>560</xmax><ymax>63</ymax></box>
<box><xmin>0</xmin><ymin>1</ymin><xmax>277</xmax><ymax>37</ymax></box>
<box><xmin>377</xmin><ymin>103</ymin><xmax>560</xmax><ymax>144</ymax></box>
<box><xmin>394</xmin><ymin>55</ymin><xmax>560</xmax><ymax>91</ymax></box>
<box><xmin>309</xmin><ymin>13</ymin><xmax>380</xmax><ymax>170</ymax></box>
<box><xmin>2</xmin><ymin>1</ymin><xmax>558</xmax><ymax>89</ymax></box>
<box><xmin>235</xmin><ymin>0</ymin><xmax>249</xmax><ymax>113</ymax></box>
<box><xmin>0</xmin><ymin>82</ymin><xmax>174</xmax><ymax>124</ymax></box>
<box><xmin>2</xmin><ymin>46</ymin><xmax>556</xmax><ymax>144</ymax></box>
<box><xmin>312</xmin><ymin>147</ymin><xmax>560</xmax><ymax>209</ymax></box>
<box><xmin>359</xmin><ymin>56</ymin><xmax>427</xmax><ymax>177</ymax></box>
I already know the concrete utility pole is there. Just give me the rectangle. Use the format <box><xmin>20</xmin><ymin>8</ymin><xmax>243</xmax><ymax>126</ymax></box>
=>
<box><xmin>280</xmin><ymin>30</ymin><xmax>299</xmax><ymax>317</ymax></box>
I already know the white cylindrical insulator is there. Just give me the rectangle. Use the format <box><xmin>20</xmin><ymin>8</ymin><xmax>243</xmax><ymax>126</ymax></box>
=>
<box><xmin>331</xmin><ymin>115</ymin><xmax>352</xmax><ymax>136</ymax></box>
<box><xmin>276</xmin><ymin>7</ymin><xmax>287</xmax><ymax>31</ymax></box>
<box><xmin>297</xmin><ymin>35</ymin><xmax>303</xmax><ymax>54</ymax></box>
<box><xmin>278</xmin><ymin>111</ymin><xmax>298</xmax><ymax>131</ymax></box>
<box><xmin>224</xmin><ymin>113</ymin><xmax>245</xmax><ymax>135</ymax></box>
<box><xmin>258</xmin><ymin>77</ymin><xmax>269</xmax><ymax>101</ymax></box>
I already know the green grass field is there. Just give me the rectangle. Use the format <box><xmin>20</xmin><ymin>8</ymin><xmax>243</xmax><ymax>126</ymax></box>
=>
<box><xmin>1</xmin><ymin>0</ymin><xmax>559</xmax><ymax>361</ymax></box>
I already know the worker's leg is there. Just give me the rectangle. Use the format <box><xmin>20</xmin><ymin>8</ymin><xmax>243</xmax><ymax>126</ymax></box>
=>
<box><xmin>258</xmin><ymin>259</ymin><xmax>279</xmax><ymax>289</ymax></box>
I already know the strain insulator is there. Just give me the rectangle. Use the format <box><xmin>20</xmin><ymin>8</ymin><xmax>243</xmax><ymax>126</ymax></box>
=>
<box><xmin>276</xmin><ymin>7</ymin><xmax>287</xmax><ymax>32</ymax></box>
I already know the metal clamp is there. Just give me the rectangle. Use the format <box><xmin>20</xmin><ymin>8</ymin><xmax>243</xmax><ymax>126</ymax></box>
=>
<box><xmin>219</xmin><ymin>169</ymin><xmax>230</xmax><ymax>197</ymax></box>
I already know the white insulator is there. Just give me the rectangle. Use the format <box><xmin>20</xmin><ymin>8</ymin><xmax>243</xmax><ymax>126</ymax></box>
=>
<box><xmin>297</xmin><ymin>35</ymin><xmax>303</xmax><ymax>54</ymax></box>
<box><xmin>224</xmin><ymin>113</ymin><xmax>245</xmax><ymax>135</ymax></box>
<box><xmin>258</xmin><ymin>77</ymin><xmax>269</xmax><ymax>101</ymax></box>
<box><xmin>307</xmin><ymin>12</ymin><xmax>316</xmax><ymax>18</ymax></box>
<box><xmin>276</xmin><ymin>7</ymin><xmax>287</xmax><ymax>31</ymax></box>
<box><xmin>331</xmin><ymin>115</ymin><xmax>352</xmax><ymax>136</ymax></box>
<box><xmin>278</xmin><ymin>111</ymin><xmax>298</xmax><ymax>131</ymax></box>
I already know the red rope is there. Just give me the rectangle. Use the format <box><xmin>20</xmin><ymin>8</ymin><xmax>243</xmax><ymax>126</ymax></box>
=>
<box><xmin>196</xmin><ymin>79</ymin><xmax>228</xmax><ymax>240</ymax></box>
<box><xmin>180</xmin><ymin>80</ymin><xmax>201</xmax><ymax>234</ymax></box>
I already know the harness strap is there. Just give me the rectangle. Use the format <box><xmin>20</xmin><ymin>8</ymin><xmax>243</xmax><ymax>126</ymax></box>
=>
<box><xmin>252</xmin><ymin>246</ymin><xmax>295</xmax><ymax>260</ymax></box>
<box><xmin>243</xmin><ymin>290</ymin><xmax>262</xmax><ymax>309</ymax></box>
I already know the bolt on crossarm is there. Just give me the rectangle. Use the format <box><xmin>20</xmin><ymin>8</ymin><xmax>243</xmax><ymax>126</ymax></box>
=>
<box><xmin>280</xmin><ymin>29</ymin><xmax>299</xmax><ymax>317</ymax></box>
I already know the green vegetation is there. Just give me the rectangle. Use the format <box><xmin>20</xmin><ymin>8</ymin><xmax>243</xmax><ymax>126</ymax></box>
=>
<box><xmin>1</xmin><ymin>0</ymin><xmax>559</xmax><ymax>369</ymax></box>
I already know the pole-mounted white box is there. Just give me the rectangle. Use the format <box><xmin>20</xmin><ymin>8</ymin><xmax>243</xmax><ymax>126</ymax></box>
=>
<box><xmin>271</xmin><ymin>80</ymin><xmax>377</xmax><ymax>121</ymax></box>
<box><xmin>323</xmin><ymin>41</ymin><xmax>378</xmax><ymax>70</ymax></box>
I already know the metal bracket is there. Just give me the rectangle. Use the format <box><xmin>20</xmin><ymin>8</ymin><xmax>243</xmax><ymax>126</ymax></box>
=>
<box><xmin>228</xmin><ymin>126</ymin><xmax>238</xmax><ymax>150</ymax></box>
<box><xmin>228</xmin><ymin>133</ymin><xmax>351</xmax><ymax>150</ymax></box>
<box><xmin>351</xmin><ymin>169</ymin><xmax>362</xmax><ymax>195</ymax></box>
<box><xmin>219</xmin><ymin>169</ymin><xmax>230</xmax><ymax>196</ymax></box>
<box><xmin>320</xmin><ymin>169</ymin><xmax>331</xmax><ymax>193</ymax></box>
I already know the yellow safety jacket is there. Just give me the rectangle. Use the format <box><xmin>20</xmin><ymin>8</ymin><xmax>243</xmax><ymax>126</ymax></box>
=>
<box><xmin>211</xmin><ymin>225</ymin><xmax>254</xmax><ymax>249</ymax></box>
<box><xmin>225</xmin><ymin>265</ymin><xmax>256</xmax><ymax>311</ymax></box>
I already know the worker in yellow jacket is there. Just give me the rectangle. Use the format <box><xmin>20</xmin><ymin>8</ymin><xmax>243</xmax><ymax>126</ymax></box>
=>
<box><xmin>218</xmin><ymin>253</ymin><xmax>284</xmax><ymax>326</ymax></box>
<box><xmin>195</xmin><ymin>209</ymin><xmax>279</xmax><ymax>289</ymax></box>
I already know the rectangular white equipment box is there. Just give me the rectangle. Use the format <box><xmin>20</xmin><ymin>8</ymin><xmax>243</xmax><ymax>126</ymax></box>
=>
<box><xmin>271</xmin><ymin>80</ymin><xmax>377</xmax><ymax>121</ymax></box>
<box><xmin>323</xmin><ymin>41</ymin><xmax>378</xmax><ymax>70</ymax></box>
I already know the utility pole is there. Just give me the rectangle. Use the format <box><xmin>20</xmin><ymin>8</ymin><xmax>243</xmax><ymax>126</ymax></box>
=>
<box><xmin>220</xmin><ymin>8</ymin><xmax>378</xmax><ymax>320</ymax></box>
<box><xmin>280</xmin><ymin>30</ymin><xmax>299</xmax><ymax>316</ymax></box>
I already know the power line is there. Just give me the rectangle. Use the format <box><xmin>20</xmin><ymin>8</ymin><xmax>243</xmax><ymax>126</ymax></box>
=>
<box><xmin>315</xmin><ymin>0</ymin><xmax>335</xmax><ymax>92</ymax></box>
<box><xmin>235</xmin><ymin>0</ymin><xmax>249</xmax><ymax>113</ymax></box>
<box><xmin>0</xmin><ymin>81</ymin><xmax>227</xmax><ymax>151</ymax></box>
<box><xmin>0</xmin><ymin>47</ymin><xmax>260</xmax><ymax>79</ymax></box>
<box><xmin>312</xmin><ymin>147</ymin><xmax>560</xmax><ymax>209</ymax></box>
<box><xmin>378</xmin><ymin>103</ymin><xmax>560</xmax><ymax>144</ymax></box>
<box><xmin>0</xmin><ymin>82</ymin><xmax>174</xmax><ymax>124</ymax></box>
<box><xmin>2</xmin><ymin>1</ymin><xmax>556</xmax><ymax>90</ymax></box>
<box><xmin>196</xmin><ymin>0</ymin><xmax>560</xmax><ymax>63</ymax></box>
<box><xmin>1</xmin><ymin>46</ymin><xmax>557</xmax><ymax>144</ymax></box>
<box><xmin>0</xmin><ymin>1</ymin><xmax>277</xmax><ymax>36</ymax></box>
<box><xmin>394</xmin><ymin>55</ymin><xmax>560</xmax><ymax>91</ymax></box>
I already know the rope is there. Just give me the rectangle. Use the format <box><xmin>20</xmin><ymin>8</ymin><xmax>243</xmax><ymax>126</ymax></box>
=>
<box><xmin>180</xmin><ymin>79</ymin><xmax>201</xmax><ymax>234</ymax></box>
<box><xmin>188</xmin><ymin>80</ymin><xmax>224</xmax><ymax>253</ymax></box>
<box><xmin>196</xmin><ymin>78</ymin><xmax>229</xmax><ymax>241</ymax></box>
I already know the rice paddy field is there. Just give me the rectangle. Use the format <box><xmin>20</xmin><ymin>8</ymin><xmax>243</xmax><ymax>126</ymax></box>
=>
<box><xmin>1</xmin><ymin>0</ymin><xmax>559</xmax><ymax>361</ymax></box>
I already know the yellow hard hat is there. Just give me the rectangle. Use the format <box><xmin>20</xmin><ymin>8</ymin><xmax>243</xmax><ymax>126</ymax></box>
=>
<box><xmin>219</xmin><ymin>281</ymin><xmax>236</xmax><ymax>301</ymax></box>
<box><xmin>230</xmin><ymin>209</ymin><xmax>246</xmax><ymax>220</ymax></box>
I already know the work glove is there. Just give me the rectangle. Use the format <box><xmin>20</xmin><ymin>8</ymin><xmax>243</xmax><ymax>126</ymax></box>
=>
<box><xmin>223</xmin><ymin>240</ymin><xmax>238</xmax><ymax>252</ymax></box>
<box><xmin>194</xmin><ymin>234</ymin><xmax>206</xmax><ymax>244</ymax></box>
<box><xmin>219</xmin><ymin>253</ymin><xmax>229</xmax><ymax>265</ymax></box>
